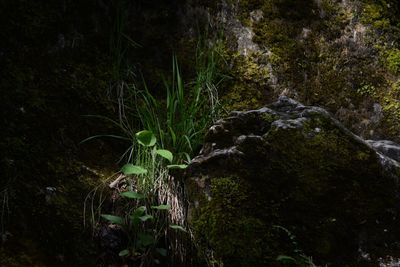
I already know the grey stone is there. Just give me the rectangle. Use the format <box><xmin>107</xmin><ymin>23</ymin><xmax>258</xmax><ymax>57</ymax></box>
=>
<box><xmin>367</xmin><ymin>140</ymin><xmax>400</xmax><ymax>163</ymax></box>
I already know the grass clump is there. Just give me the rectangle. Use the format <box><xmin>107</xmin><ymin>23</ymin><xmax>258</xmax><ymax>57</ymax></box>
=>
<box><xmin>121</xmin><ymin>44</ymin><xmax>224</xmax><ymax>162</ymax></box>
<box><xmin>84</xmin><ymin>40</ymin><xmax>225</xmax><ymax>266</ymax></box>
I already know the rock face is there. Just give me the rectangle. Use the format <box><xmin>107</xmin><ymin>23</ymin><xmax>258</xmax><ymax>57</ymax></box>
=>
<box><xmin>367</xmin><ymin>140</ymin><xmax>400</xmax><ymax>163</ymax></box>
<box><xmin>185</xmin><ymin>97</ymin><xmax>400</xmax><ymax>267</ymax></box>
<box><xmin>201</xmin><ymin>0</ymin><xmax>400</xmax><ymax>142</ymax></box>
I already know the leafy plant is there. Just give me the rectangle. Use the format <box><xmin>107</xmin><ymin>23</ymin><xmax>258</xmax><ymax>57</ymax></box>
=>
<box><xmin>123</xmin><ymin>130</ymin><xmax>186</xmax><ymax>194</ymax></box>
<box><xmin>119</xmin><ymin>43</ymin><xmax>224</xmax><ymax>162</ymax></box>
<box><xmin>83</xmin><ymin>40</ymin><xmax>224</xmax><ymax>165</ymax></box>
<box><xmin>84</xmin><ymin>40</ymin><xmax>225</xmax><ymax>266</ymax></box>
<box><xmin>100</xmin><ymin>130</ymin><xmax>187</xmax><ymax>265</ymax></box>
<box><xmin>101</xmin><ymin>192</ymin><xmax>186</xmax><ymax>261</ymax></box>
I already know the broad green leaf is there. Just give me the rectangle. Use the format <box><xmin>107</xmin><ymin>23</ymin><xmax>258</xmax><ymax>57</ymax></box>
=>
<box><xmin>139</xmin><ymin>214</ymin><xmax>153</xmax><ymax>222</ymax></box>
<box><xmin>156</xmin><ymin>149</ymin><xmax>173</xmax><ymax>162</ymax></box>
<box><xmin>136</xmin><ymin>130</ymin><xmax>156</xmax><ymax>147</ymax></box>
<box><xmin>101</xmin><ymin>214</ymin><xmax>124</xmax><ymax>225</ymax></box>
<box><xmin>138</xmin><ymin>233</ymin><xmax>155</xmax><ymax>247</ymax></box>
<box><xmin>151</xmin><ymin>204</ymin><xmax>171</xmax><ymax>210</ymax></box>
<box><xmin>169</xmin><ymin>224</ymin><xmax>187</xmax><ymax>232</ymax></box>
<box><xmin>156</xmin><ymin>248</ymin><xmax>167</xmax><ymax>257</ymax></box>
<box><xmin>121</xmin><ymin>164</ymin><xmax>147</xmax><ymax>175</ymax></box>
<box><xmin>276</xmin><ymin>255</ymin><xmax>296</xmax><ymax>263</ymax></box>
<box><xmin>118</xmin><ymin>249</ymin><xmax>130</xmax><ymax>257</ymax></box>
<box><xmin>120</xmin><ymin>191</ymin><xmax>145</xmax><ymax>199</ymax></box>
<box><xmin>167</xmin><ymin>164</ymin><xmax>188</xmax><ymax>169</ymax></box>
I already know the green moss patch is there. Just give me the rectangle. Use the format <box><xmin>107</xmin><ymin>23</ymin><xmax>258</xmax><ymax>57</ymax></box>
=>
<box><xmin>192</xmin><ymin>176</ymin><xmax>274</xmax><ymax>266</ymax></box>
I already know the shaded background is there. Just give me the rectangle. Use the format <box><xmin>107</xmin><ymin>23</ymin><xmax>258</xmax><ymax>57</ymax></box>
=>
<box><xmin>0</xmin><ymin>0</ymin><xmax>193</xmax><ymax>265</ymax></box>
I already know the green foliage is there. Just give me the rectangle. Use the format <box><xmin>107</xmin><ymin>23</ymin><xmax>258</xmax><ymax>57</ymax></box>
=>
<box><xmin>85</xmin><ymin>42</ymin><xmax>221</xmax><ymax>266</ymax></box>
<box><xmin>356</xmin><ymin>83</ymin><xmax>377</xmax><ymax>97</ymax></box>
<box><xmin>100</xmin><ymin>195</ymin><xmax>173</xmax><ymax>260</ymax></box>
<box><xmin>130</xmin><ymin>53</ymin><xmax>222</xmax><ymax>162</ymax></box>
<box><xmin>100</xmin><ymin>214</ymin><xmax>124</xmax><ymax>225</ymax></box>
<box><xmin>111</xmin><ymin>38</ymin><xmax>224</xmax><ymax>163</ymax></box>
<box><xmin>166</xmin><ymin>164</ymin><xmax>188</xmax><ymax>169</ymax></box>
<box><xmin>120</xmin><ymin>191</ymin><xmax>145</xmax><ymax>200</ymax></box>
<box><xmin>126</xmin><ymin>131</ymin><xmax>169</xmax><ymax>194</ymax></box>
<box><xmin>136</xmin><ymin>130</ymin><xmax>157</xmax><ymax>147</ymax></box>
<box><xmin>155</xmin><ymin>149</ymin><xmax>173</xmax><ymax>163</ymax></box>
<box><xmin>386</xmin><ymin>48</ymin><xmax>400</xmax><ymax>74</ymax></box>
<box><xmin>100</xmin><ymin>131</ymin><xmax>186</xmax><ymax>265</ymax></box>
<box><xmin>88</xmin><ymin>39</ymin><xmax>224</xmax><ymax>165</ymax></box>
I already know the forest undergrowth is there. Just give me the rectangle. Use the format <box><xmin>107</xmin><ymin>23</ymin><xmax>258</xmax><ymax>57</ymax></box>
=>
<box><xmin>83</xmin><ymin>36</ymin><xmax>226</xmax><ymax>266</ymax></box>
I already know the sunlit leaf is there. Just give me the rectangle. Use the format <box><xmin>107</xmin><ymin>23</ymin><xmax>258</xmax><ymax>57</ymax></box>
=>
<box><xmin>136</xmin><ymin>130</ymin><xmax>156</xmax><ymax>146</ymax></box>
<box><xmin>151</xmin><ymin>204</ymin><xmax>171</xmax><ymax>210</ymax></box>
<box><xmin>121</xmin><ymin>164</ymin><xmax>147</xmax><ymax>175</ymax></box>
<box><xmin>101</xmin><ymin>214</ymin><xmax>124</xmax><ymax>225</ymax></box>
<box><xmin>169</xmin><ymin>224</ymin><xmax>187</xmax><ymax>232</ymax></box>
<box><xmin>156</xmin><ymin>149</ymin><xmax>173</xmax><ymax>162</ymax></box>
<box><xmin>167</xmin><ymin>164</ymin><xmax>188</xmax><ymax>169</ymax></box>
<box><xmin>120</xmin><ymin>191</ymin><xmax>145</xmax><ymax>199</ymax></box>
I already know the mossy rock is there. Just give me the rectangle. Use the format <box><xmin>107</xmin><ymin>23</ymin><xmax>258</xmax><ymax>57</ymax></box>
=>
<box><xmin>186</xmin><ymin>97</ymin><xmax>400</xmax><ymax>266</ymax></box>
<box><xmin>208</xmin><ymin>0</ymin><xmax>400</xmax><ymax>142</ymax></box>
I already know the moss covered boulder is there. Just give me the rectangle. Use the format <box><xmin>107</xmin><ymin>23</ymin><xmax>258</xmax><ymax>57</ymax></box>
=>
<box><xmin>185</xmin><ymin>96</ymin><xmax>400</xmax><ymax>266</ymax></box>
